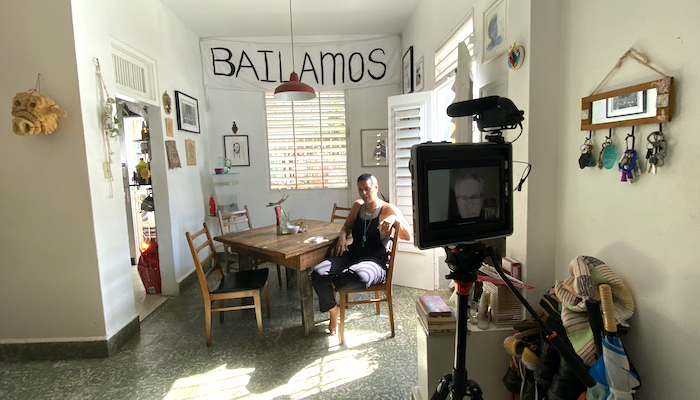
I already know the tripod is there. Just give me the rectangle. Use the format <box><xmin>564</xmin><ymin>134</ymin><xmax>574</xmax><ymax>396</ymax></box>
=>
<box><xmin>431</xmin><ymin>243</ymin><xmax>596</xmax><ymax>400</ymax></box>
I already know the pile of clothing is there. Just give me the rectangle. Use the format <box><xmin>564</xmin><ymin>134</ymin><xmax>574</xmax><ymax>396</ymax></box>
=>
<box><xmin>502</xmin><ymin>256</ymin><xmax>640</xmax><ymax>400</ymax></box>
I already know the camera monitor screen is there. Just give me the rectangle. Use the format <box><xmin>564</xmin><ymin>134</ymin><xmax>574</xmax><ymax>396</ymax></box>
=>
<box><xmin>410</xmin><ymin>142</ymin><xmax>513</xmax><ymax>249</ymax></box>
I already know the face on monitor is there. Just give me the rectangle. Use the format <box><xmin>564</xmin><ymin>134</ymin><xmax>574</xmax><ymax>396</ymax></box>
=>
<box><xmin>427</xmin><ymin>167</ymin><xmax>501</xmax><ymax>224</ymax></box>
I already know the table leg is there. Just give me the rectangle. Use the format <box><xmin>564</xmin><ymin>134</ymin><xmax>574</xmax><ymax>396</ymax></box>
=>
<box><xmin>286</xmin><ymin>268</ymin><xmax>295</xmax><ymax>288</ymax></box>
<box><xmin>298</xmin><ymin>269</ymin><xmax>315</xmax><ymax>335</ymax></box>
<box><xmin>238</xmin><ymin>255</ymin><xmax>254</xmax><ymax>271</ymax></box>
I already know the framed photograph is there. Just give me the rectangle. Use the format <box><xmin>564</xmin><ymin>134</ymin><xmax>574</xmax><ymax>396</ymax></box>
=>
<box><xmin>606</xmin><ymin>91</ymin><xmax>647</xmax><ymax>118</ymax></box>
<box><xmin>402</xmin><ymin>46</ymin><xmax>414</xmax><ymax>94</ymax></box>
<box><xmin>482</xmin><ymin>0</ymin><xmax>507</xmax><ymax>64</ymax></box>
<box><xmin>415</xmin><ymin>56</ymin><xmax>424</xmax><ymax>92</ymax></box>
<box><xmin>174</xmin><ymin>91</ymin><xmax>200</xmax><ymax>133</ymax></box>
<box><xmin>224</xmin><ymin>135</ymin><xmax>250</xmax><ymax>167</ymax></box>
<box><xmin>185</xmin><ymin>139</ymin><xmax>196</xmax><ymax>166</ymax></box>
<box><xmin>361</xmin><ymin>129</ymin><xmax>388</xmax><ymax>167</ymax></box>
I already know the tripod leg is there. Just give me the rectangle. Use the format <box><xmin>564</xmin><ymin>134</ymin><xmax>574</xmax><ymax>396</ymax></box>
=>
<box><xmin>430</xmin><ymin>373</ymin><xmax>452</xmax><ymax>400</ymax></box>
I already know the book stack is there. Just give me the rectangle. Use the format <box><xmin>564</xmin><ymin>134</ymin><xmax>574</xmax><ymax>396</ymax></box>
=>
<box><xmin>416</xmin><ymin>295</ymin><xmax>456</xmax><ymax>335</ymax></box>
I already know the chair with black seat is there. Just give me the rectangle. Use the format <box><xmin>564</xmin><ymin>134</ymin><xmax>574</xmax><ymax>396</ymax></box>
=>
<box><xmin>338</xmin><ymin>220</ymin><xmax>400</xmax><ymax>345</ymax></box>
<box><xmin>218</xmin><ymin>206</ymin><xmax>285</xmax><ymax>287</ymax></box>
<box><xmin>186</xmin><ymin>222</ymin><xmax>270</xmax><ymax>346</ymax></box>
<box><xmin>330</xmin><ymin>203</ymin><xmax>352</xmax><ymax>223</ymax></box>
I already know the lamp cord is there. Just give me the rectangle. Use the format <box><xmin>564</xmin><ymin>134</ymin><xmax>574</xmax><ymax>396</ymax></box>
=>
<box><xmin>288</xmin><ymin>0</ymin><xmax>296</xmax><ymax>69</ymax></box>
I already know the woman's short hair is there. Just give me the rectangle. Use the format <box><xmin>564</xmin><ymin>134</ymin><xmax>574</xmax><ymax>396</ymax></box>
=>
<box><xmin>357</xmin><ymin>173</ymin><xmax>378</xmax><ymax>186</ymax></box>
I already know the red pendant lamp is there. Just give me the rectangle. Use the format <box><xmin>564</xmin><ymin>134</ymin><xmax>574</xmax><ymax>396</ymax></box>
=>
<box><xmin>274</xmin><ymin>0</ymin><xmax>316</xmax><ymax>101</ymax></box>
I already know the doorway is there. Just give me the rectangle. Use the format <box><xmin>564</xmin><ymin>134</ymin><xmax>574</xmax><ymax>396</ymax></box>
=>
<box><xmin>118</xmin><ymin>99</ymin><xmax>167</xmax><ymax>320</ymax></box>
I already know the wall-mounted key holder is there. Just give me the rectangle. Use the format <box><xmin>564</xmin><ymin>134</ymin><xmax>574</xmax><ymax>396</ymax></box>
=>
<box><xmin>581</xmin><ymin>77</ymin><xmax>674</xmax><ymax>131</ymax></box>
<box><xmin>580</xmin><ymin>48</ymin><xmax>674</xmax><ymax>131</ymax></box>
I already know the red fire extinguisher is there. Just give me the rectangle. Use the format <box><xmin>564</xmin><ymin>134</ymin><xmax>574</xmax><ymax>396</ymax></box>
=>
<box><xmin>209</xmin><ymin>195</ymin><xmax>216</xmax><ymax>215</ymax></box>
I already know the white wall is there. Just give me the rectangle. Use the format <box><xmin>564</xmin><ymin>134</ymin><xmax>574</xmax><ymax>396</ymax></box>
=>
<box><xmin>0</xmin><ymin>0</ymin><xmax>210</xmax><ymax>344</ymax></box>
<box><xmin>557</xmin><ymin>1</ymin><xmax>700</xmax><ymax>398</ymax></box>
<box><xmin>0</xmin><ymin>0</ymin><xmax>107</xmax><ymax>341</ymax></box>
<box><xmin>70</xmin><ymin>0</ymin><xmax>209</xmax><ymax>301</ymax></box>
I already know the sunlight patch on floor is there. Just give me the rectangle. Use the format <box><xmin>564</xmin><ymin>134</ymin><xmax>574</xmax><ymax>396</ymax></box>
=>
<box><xmin>165</xmin><ymin>365</ymin><xmax>255</xmax><ymax>399</ymax></box>
<box><xmin>164</xmin><ymin>348</ymin><xmax>377</xmax><ymax>399</ymax></box>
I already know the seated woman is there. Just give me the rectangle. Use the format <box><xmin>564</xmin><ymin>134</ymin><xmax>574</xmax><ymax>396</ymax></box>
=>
<box><xmin>311</xmin><ymin>173</ymin><xmax>412</xmax><ymax>335</ymax></box>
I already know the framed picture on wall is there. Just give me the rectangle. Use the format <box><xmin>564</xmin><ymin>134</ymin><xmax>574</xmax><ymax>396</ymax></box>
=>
<box><xmin>402</xmin><ymin>46</ymin><xmax>414</xmax><ymax>94</ymax></box>
<box><xmin>224</xmin><ymin>135</ymin><xmax>250</xmax><ymax>166</ymax></box>
<box><xmin>175</xmin><ymin>91</ymin><xmax>200</xmax><ymax>133</ymax></box>
<box><xmin>361</xmin><ymin>129</ymin><xmax>389</xmax><ymax>167</ymax></box>
<box><xmin>482</xmin><ymin>0</ymin><xmax>508</xmax><ymax>64</ymax></box>
<box><xmin>415</xmin><ymin>56</ymin><xmax>424</xmax><ymax>92</ymax></box>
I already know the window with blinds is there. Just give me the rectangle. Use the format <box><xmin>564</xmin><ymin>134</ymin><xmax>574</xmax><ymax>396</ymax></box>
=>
<box><xmin>434</xmin><ymin>15</ymin><xmax>474</xmax><ymax>85</ymax></box>
<box><xmin>265</xmin><ymin>91</ymin><xmax>348</xmax><ymax>190</ymax></box>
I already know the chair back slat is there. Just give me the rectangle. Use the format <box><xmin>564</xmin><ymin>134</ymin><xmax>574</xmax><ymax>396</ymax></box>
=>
<box><xmin>384</xmin><ymin>221</ymin><xmax>401</xmax><ymax>286</ymax></box>
<box><xmin>185</xmin><ymin>222</ymin><xmax>223</xmax><ymax>298</ymax></box>
<box><xmin>331</xmin><ymin>203</ymin><xmax>352</xmax><ymax>222</ymax></box>
<box><xmin>219</xmin><ymin>205</ymin><xmax>254</xmax><ymax>234</ymax></box>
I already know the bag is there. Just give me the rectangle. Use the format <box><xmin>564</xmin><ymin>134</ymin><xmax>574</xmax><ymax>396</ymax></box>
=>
<box><xmin>137</xmin><ymin>240</ymin><xmax>161</xmax><ymax>294</ymax></box>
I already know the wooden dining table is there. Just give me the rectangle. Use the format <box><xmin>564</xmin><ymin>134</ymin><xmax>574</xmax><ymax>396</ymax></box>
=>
<box><xmin>214</xmin><ymin>219</ymin><xmax>344</xmax><ymax>335</ymax></box>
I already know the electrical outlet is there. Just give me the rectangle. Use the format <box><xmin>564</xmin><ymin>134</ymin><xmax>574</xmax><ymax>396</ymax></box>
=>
<box><xmin>103</xmin><ymin>162</ymin><xmax>112</xmax><ymax>179</ymax></box>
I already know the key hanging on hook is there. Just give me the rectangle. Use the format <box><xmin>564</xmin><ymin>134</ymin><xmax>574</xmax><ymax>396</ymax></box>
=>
<box><xmin>578</xmin><ymin>131</ymin><xmax>594</xmax><ymax>169</ymax></box>
<box><xmin>646</xmin><ymin>123</ymin><xmax>667</xmax><ymax>175</ymax></box>
<box><xmin>601</xmin><ymin>128</ymin><xmax>617</xmax><ymax>169</ymax></box>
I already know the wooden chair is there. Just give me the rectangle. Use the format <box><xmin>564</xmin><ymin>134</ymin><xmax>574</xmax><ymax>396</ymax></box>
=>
<box><xmin>331</xmin><ymin>203</ymin><xmax>352</xmax><ymax>222</ymax></box>
<box><xmin>338</xmin><ymin>221</ymin><xmax>400</xmax><ymax>345</ymax></box>
<box><xmin>218</xmin><ymin>206</ymin><xmax>285</xmax><ymax>288</ymax></box>
<box><xmin>185</xmin><ymin>223</ymin><xmax>270</xmax><ymax>346</ymax></box>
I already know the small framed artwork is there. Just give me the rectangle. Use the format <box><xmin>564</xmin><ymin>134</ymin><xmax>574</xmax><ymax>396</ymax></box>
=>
<box><xmin>402</xmin><ymin>46</ymin><xmax>414</xmax><ymax>94</ymax></box>
<box><xmin>415</xmin><ymin>56</ymin><xmax>424</xmax><ymax>92</ymax></box>
<box><xmin>164</xmin><ymin>140</ymin><xmax>181</xmax><ymax>169</ymax></box>
<box><xmin>185</xmin><ymin>139</ymin><xmax>196</xmax><ymax>166</ymax></box>
<box><xmin>482</xmin><ymin>0</ymin><xmax>507</xmax><ymax>64</ymax></box>
<box><xmin>361</xmin><ymin>129</ymin><xmax>389</xmax><ymax>167</ymax></box>
<box><xmin>606</xmin><ymin>91</ymin><xmax>647</xmax><ymax>118</ymax></box>
<box><xmin>174</xmin><ymin>91</ymin><xmax>200</xmax><ymax>133</ymax></box>
<box><xmin>224</xmin><ymin>135</ymin><xmax>250</xmax><ymax>166</ymax></box>
<box><xmin>165</xmin><ymin>118</ymin><xmax>174</xmax><ymax>137</ymax></box>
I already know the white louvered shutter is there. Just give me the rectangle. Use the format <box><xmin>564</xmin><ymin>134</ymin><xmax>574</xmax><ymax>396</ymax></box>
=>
<box><xmin>388</xmin><ymin>92</ymin><xmax>433</xmax><ymax>253</ymax></box>
<box><xmin>265</xmin><ymin>91</ymin><xmax>348</xmax><ymax>190</ymax></box>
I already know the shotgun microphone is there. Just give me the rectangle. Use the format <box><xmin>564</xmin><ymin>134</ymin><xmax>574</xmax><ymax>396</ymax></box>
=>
<box><xmin>447</xmin><ymin>96</ymin><xmax>524</xmax><ymax>134</ymax></box>
<box><xmin>446</xmin><ymin>96</ymin><xmax>500</xmax><ymax>117</ymax></box>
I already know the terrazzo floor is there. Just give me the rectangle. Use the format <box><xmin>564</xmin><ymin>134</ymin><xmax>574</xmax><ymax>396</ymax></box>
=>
<box><xmin>0</xmin><ymin>264</ymin><xmax>452</xmax><ymax>400</ymax></box>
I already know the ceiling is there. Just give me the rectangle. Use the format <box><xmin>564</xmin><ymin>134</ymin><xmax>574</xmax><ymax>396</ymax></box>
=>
<box><xmin>159</xmin><ymin>0</ymin><xmax>422</xmax><ymax>38</ymax></box>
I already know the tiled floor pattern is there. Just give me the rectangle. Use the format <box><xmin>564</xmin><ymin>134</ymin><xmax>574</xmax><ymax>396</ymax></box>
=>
<box><xmin>133</xmin><ymin>264</ymin><xmax>169</xmax><ymax>321</ymax></box>
<box><xmin>0</xmin><ymin>264</ymin><xmax>452</xmax><ymax>399</ymax></box>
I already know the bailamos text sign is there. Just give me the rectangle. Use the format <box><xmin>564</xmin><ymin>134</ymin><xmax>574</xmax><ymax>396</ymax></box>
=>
<box><xmin>200</xmin><ymin>36</ymin><xmax>400</xmax><ymax>92</ymax></box>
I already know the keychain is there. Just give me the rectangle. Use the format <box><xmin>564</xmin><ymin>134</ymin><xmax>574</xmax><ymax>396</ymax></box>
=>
<box><xmin>646</xmin><ymin>123</ymin><xmax>667</xmax><ymax>175</ymax></box>
<box><xmin>618</xmin><ymin>127</ymin><xmax>641</xmax><ymax>183</ymax></box>
<box><xmin>599</xmin><ymin>129</ymin><xmax>618</xmax><ymax>170</ymax></box>
<box><xmin>578</xmin><ymin>131</ymin><xmax>595</xmax><ymax>169</ymax></box>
